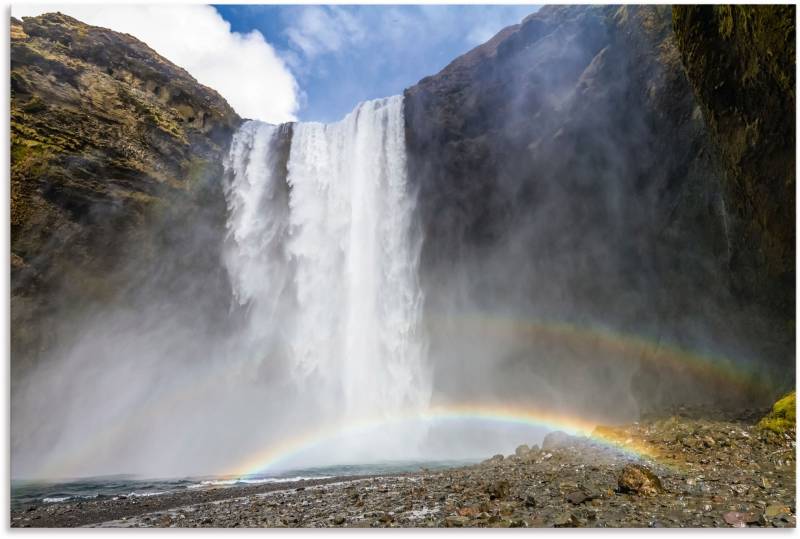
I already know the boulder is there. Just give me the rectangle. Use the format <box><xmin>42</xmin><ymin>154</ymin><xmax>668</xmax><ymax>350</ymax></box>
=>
<box><xmin>515</xmin><ymin>444</ymin><xmax>531</xmax><ymax>457</ymax></box>
<box><xmin>617</xmin><ymin>464</ymin><xmax>664</xmax><ymax>496</ymax></box>
<box><xmin>757</xmin><ymin>392</ymin><xmax>796</xmax><ymax>435</ymax></box>
<box><xmin>542</xmin><ymin>431</ymin><xmax>575</xmax><ymax>451</ymax></box>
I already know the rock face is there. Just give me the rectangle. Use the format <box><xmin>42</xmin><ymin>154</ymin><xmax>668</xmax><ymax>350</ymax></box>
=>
<box><xmin>672</xmin><ymin>6</ymin><xmax>795</xmax><ymax>322</ymax></box>
<box><xmin>9</xmin><ymin>7</ymin><xmax>795</xmax><ymax>415</ymax></box>
<box><xmin>11</xmin><ymin>14</ymin><xmax>240</xmax><ymax>373</ymax></box>
<box><xmin>404</xmin><ymin>5</ymin><xmax>794</xmax><ymax>413</ymax></box>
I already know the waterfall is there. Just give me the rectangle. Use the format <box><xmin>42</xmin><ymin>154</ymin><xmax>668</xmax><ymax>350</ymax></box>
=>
<box><xmin>224</xmin><ymin>95</ymin><xmax>429</xmax><ymax>423</ymax></box>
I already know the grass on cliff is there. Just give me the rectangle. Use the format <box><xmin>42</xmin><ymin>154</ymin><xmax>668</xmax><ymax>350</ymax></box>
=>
<box><xmin>757</xmin><ymin>391</ymin><xmax>796</xmax><ymax>434</ymax></box>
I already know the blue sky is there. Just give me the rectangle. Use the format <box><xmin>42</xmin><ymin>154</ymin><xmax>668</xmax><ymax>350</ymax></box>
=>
<box><xmin>214</xmin><ymin>5</ymin><xmax>539</xmax><ymax>122</ymax></box>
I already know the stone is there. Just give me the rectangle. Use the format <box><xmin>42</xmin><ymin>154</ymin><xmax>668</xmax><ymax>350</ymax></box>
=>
<box><xmin>542</xmin><ymin>431</ymin><xmax>575</xmax><ymax>451</ymax></box>
<box><xmin>483</xmin><ymin>454</ymin><xmax>505</xmax><ymax>465</ymax></box>
<box><xmin>566</xmin><ymin>490</ymin><xmax>591</xmax><ymax>505</ymax></box>
<box><xmin>445</xmin><ymin>516</ymin><xmax>469</xmax><ymax>527</ymax></box>
<box><xmin>723</xmin><ymin>511</ymin><xmax>760</xmax><ymax>527</ymax></box>
<box><xmin>487</xmin><ymin>480</ymin><xmax>510</xmax><ymax>500</ymax></box>
<box><xmin>552</xmin><ymin>512</ymin><xmax>579</xmax><ymax>528</ymax></box>
<box><xmin>765</xmin><ymin>505</ymin><xmax>791</xmax><ymax>519</ymax></box>
<box><xmin>730</xmin><ymin>484</ymin><xmax>749</xmax><ymax>496</ymax></box>
<box><xmin>617</xmin><ymin>464</ymin><xmax>664</xmax><ymax>496</ymax></box>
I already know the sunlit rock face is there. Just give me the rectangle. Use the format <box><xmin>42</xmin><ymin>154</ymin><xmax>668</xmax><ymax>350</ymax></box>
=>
<box><xmin>404</xmin><ymin>5</ymin><xmax>793</xmax><ymax>415</ymax></box>
<box><xmin>10</xmin><ymin>13</ymin><xmax>240</xmax><ymax>376</ymax></box>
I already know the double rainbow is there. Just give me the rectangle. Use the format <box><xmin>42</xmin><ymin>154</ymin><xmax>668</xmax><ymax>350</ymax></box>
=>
<box><xmin>35</xmin><ymin>316</ymin><xmax>769</xmax><ymax>480</ymax></box>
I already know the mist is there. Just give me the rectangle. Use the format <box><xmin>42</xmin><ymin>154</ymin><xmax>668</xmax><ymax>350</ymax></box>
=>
<box><xmin>11</xmin><ymin>5</ymin><xmax>791</xmax><ymax>482</ymax></box>
<box><xmin>407</xmin><ymin>4</ymin><xmax>788</xmax><ymax>428</ymax></box>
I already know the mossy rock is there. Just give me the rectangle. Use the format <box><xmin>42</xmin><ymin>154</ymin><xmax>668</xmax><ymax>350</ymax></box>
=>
<box><xmin>10</xmin><ymin>12</ymin><xmax>241</xmax><ymax>375</ymax></box>
<box><xmin>672</xmin><ymin>6</ymin><xmax>795</xmax><ymax>321</ymax></box>
<box><xmin>757</xmin><ymin>391</ymin><xmax>796</xmax><ymax>434</ymax></box>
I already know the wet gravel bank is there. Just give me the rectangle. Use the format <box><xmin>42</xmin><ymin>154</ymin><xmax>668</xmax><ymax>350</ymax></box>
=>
<box><xmin>13</xmin><ymin>411</ymin><xmax>795</xmax><ymax>528</ymax></box>
<box><xmin>11</xmin><ymin>475</ymin><xmax>375</xmax><ymax>528</ymax></box>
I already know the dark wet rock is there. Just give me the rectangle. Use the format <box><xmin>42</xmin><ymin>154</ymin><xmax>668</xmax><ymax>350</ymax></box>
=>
<box><xmin>522</xmin><ymin>491</ymin><xmax>538</xmax><ymax>508</ymax></box>
<box><xmin>617</xmin><ymin>464</ymin><xmax>664</xmax><ymax>496</ymax></box>
<box><xmin>406</xmin><ymin>4</ymin><xmax>792</xmax><ymax>415</ymax></box>
<box><xmin>552</xmin><ymin>511</ymin><xmax>579</xmax><ymax>528</ymax></box>
<box><xmin>486</xmin><ymin>480</ymin><xmax>510</xmax><ymax>500</ymax></box>
<box><xmin>672</xmin><ymin>6</ymin><xmax>795</xmax><ymax>324</ymax></box>
<box><xmin>566</xmin><ymin>490</ymin><xmax>592</xmax><ymax>505</ymax></box>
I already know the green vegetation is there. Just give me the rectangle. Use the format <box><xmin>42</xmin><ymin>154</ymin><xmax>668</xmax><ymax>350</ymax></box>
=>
<box><xmin>757</xmin><ymin>391</ymin><xmax>796</xmax><ymax>434</ymax></box>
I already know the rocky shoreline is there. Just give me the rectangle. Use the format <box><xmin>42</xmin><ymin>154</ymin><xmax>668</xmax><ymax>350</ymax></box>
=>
<box><xmin>12</xmin><ymin>406</ymin><xmax>795</xmax><ymax>528</ymax></box>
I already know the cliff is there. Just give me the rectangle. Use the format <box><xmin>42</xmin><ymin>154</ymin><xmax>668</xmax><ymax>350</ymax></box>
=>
<box><xmin>405</xmin><ymin>5</ymin><xmax>794</xmax><ymax>411</ymax></box>
<box><xmin>9</xmin><ymin>7</ymin><xmax>795</xmax><ymax>413</ymax></box>
<box><xmin>11</xmin><ymin>13</ymin><xmax>240</xmax><ymax>373</ymax></box>
<box><xmin>672</xmin><ymin>5</ymin><xmax>795</xmax><ymax>322</ymax></box>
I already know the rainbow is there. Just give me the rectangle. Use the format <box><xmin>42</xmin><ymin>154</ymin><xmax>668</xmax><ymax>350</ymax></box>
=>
<box><xmin>427</xmin><ymin>314</ymin><xmax>773</xmax><ymax>396</ymax></box>
<box><xmin>35</xmin><ymin>315</ymin><xmax>770</xmax><ymax>480</ymax></box>
<box><xmin>228</xmin><ymin>402</ymin><xmax>664</xmax><ymax>478</ymax></box>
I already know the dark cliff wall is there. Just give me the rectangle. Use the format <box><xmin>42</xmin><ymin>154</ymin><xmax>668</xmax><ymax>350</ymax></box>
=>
<box><xmin>11</xmin><ymin>14</ymin><xmax>241</xmax><ymax>374</ymax></box>
<box><xmin>405</xmin><ymin>5</ymin><xmax>793</xmax><ymax>413</ymax></box>
<box><xmin>9</xmin><ymin>7</ymin><xmax>794</xmax><ymax>416</ymax></box>
<box><xmin>672</xmin><ymin>5</ymin><xmax>795</xmax><ymax>324</ymax></box>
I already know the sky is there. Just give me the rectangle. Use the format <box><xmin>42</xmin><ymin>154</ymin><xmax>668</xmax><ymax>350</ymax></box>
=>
<box><xmin>213</xmin><ymin>5</ymin><xmax>539</xmax><ymax>122</ymax></box>
<box><xmin>12</xmin><ymin>4</ymin><xmax>539</xmax><ymax>123</ymax></box>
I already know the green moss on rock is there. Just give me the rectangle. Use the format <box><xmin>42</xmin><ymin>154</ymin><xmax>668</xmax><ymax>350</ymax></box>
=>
<box><xmin>758</xmin><ymin>392</ymin><xmax>796</xmax><ymax>434</ymax></box>
<box><xmin>672</xmin><ymin>6</ymin><xmax>795</xmax><ymax>322</ymax></box>
<box><xmin>10</xmin><ymin>13</ymin><xmax>241</xmax><ymax>375</ymax></box>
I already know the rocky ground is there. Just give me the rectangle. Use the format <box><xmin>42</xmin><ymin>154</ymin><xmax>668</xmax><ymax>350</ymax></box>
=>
<box><xmin>12</xmin><ymin>404</ymin><xmax>795</xmax><ymax>528</ymax></box>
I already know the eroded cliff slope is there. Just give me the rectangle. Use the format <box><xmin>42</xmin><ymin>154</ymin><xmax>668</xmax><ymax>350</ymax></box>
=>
<box><xmin>11</xmin><ymin>14</ymin><xmax>240</xmax><ymax>373</ymax></box>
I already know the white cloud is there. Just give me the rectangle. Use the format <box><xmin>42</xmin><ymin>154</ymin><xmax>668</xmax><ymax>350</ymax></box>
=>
<box><xmin>285</xmin><ymin>6</ymin><xmax>366</xmax><ymax>59</ymax></box>
<box><xmin>11</xmin><ymin>4</ymin><xmax>299</xmax><ymax>123</ymax></box>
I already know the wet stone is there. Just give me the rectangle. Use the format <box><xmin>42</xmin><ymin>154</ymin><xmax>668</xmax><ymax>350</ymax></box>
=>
<box><xmin>444</xmin><ymin>516</ymin><xmax>469</xmax><ymax>527</ymax></box>
<box><xmin>566</xmin><ymin>490</ymin><xmax>592</xmax><ymax>505</ymax></box>
<box><xmin>765</xmin><ymin>504</ymin><xmax>791</xmax><ymax>519</ymax></box>
<box><xmin>723</xmin><ymin>511</ymin><xmax>760</xmax><ymax>527</ymax></box>
<box><xmin>14</xmin><ymin>407</ymin><xmax>796</xmax><ymax>529</ymax></box>
<box><xmin>552</xmin><ymin>512</ymin><xmax>579</xmax><ymax>528</ymax></box>
<box><xmin>617</xmin><ymin>464</ymin><xmax>664</xmax><ymax>496</ymax></box>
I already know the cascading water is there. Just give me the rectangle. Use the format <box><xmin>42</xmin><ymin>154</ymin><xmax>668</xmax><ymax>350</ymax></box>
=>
<box><xmin>224</xmin><ymin>96</ymin><xmax>430</xmax><ymax>438</ymax></box>
<box><xmin>224</xmin><ymin>122</ymin><xmax>293</xmax><ymax>375</ymax></box>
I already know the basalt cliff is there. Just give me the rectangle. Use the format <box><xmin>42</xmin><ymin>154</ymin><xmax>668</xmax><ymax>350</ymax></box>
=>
<box><xmin>404</xmin><ymin>4</ymin><xmax>794</xmax><ymax>411</ymax></box>
<box><xmin>10</xmin><ymin>6</ymin><xmax>795</xmax><ymax>411</ymax></box>
<box><xmin>11</xmin><ymin>14</ymin><xmax>239</xmax><ymax>376</ymax></box>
